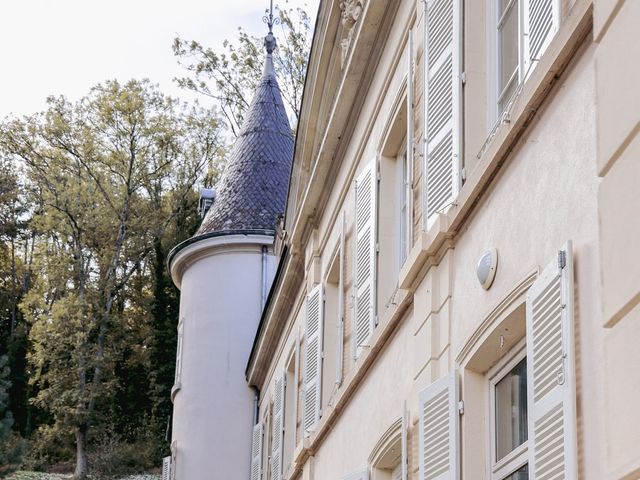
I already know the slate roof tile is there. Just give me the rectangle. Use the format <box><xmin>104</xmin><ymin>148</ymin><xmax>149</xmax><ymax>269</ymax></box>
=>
<box><xmin>196</xmin><ymin>60</ymin><xmax>294</xmax><ymax>236</ymax></box>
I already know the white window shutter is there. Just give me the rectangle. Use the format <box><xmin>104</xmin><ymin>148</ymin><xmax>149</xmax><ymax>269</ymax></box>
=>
<box><xmin>523</xmin><ymin>0</ymin><xmax>559</xmax><ymax>75</ymax></box>
<box><xmin>162</xmin><ymin>456</ymin><xmax>171</xmax><ymax>480</ymax></box>
<box><xmin>271</xmin><ymin>373</ymin><xmax>286</xmax><ymax>480</ymax></box>
<box><xmin>354</xmin><ymin>160</ymin><xmax>377</xmax><ymax>358</ymax></box>
<box><xmin>424</xmin><ymin>0</ymin><xmax>461</xmax><ymax>227</ymax></box>
<box><xmin>526</xmin><ymin>241</ymin><xmax>577</xmax><ymax>479</ymax></box>
<box><xmin>303</xmin><ymin>284</ymin><xmax>324</xmax><ymax>435</ymax></box>
<box><xmin>250</xmin><ymin>422</ymin><xmax>264</xmax><ymax>480</ymax></box>
<box><xmin>418</xmin><ymin>372</ymin><xmax>459</xmax><ymax>480</ymax></box>
<box><xmin>170</xmin><ymin>442</ymin><xmax>177</xmax><ymax>480</ymax></box>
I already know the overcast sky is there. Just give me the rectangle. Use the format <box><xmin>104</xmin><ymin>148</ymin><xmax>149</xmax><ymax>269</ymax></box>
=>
<box><xmin>0</xmin><ymin>0</ymin><xmax>319</xmax><ymax>118</ymax></box>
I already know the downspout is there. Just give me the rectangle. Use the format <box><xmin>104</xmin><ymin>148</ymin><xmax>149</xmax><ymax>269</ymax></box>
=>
<box><xmin>422</xmin><ymin>0</ymin><xmax>429</xmax><ymax>232</ymax></box>
<box><xmin>261</xmin><ymin>245</ymin><xmax>268</xmax><ymax>309</ymax></box>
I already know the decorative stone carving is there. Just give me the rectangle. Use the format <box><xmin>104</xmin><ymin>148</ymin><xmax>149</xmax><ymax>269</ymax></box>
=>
<box><xmin>339</xmin><ymin>0</ymin><xmax>365</xmax><ymax>66</ymax></box>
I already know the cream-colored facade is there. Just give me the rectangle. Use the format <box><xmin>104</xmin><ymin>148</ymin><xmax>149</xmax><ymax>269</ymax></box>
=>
<box><xmin>244</xmin><ymin>1</ymin><xmax>640</xmax><ymax>480</ymax></box>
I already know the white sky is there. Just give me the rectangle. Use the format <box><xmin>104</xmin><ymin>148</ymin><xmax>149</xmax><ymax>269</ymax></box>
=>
<box><xmin>0</xmin><ymin>0</ymin><xmax>319</xmax><ymax>118</ymax></box>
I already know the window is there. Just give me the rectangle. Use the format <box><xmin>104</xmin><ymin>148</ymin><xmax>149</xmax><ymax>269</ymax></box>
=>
<box><xmin>489</xmin><ymin>342</ymin><xmax>528</xmax><ymax>480</ymax></box>
<box><xmin>497</xmin><ymin>0</ymin><xmax>519</xmax><ymax>115</ymax></box>
<box><xmin>171</xmin><ymin>320</ymin><xmax>184</xmax><ymax>400</ymax></box>
<box><xmin>491</xmin><ymin>0</ymin><xmax>559</xmax><ymax>120</ymax></box>
<box><xmin>461</xmin><ymin>244</ymin><xmax>577</xmax><ymax>478</ymax></box>
<box><xmin>369</xmin><ymin>416</ymin><xmax>405</xmax><ymax>480</ymax></box>
<box><xmin>323</xmin><ymin>250</ymin><xmax>342</xmax><ymax>408</ymax></box>
<box><xmin>398</xmin><ymin>148</ymin><xmax>410</xmax><ymax>267</ymax></box>
<box><xmin>283</xmin><ymin>353</ymin><xmax>297</xmax><ymax>475</ymax></box>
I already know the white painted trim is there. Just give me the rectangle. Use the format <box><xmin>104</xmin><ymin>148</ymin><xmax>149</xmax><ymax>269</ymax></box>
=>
<box><xmin>487</xmin><ymin>340</ymin><xmax>528</xmax><ymax>480</ymax></box>
<box><xmin>170</xmin><ymin>234</ymin><xmax>274</xmax><ymax>288</ymax></box>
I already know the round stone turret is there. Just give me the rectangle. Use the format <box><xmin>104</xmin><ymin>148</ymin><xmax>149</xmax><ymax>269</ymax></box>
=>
<box><xmin>168</xmin><ymin>23</ymin><xmax>294</xmax><ymax>480</ymax></box>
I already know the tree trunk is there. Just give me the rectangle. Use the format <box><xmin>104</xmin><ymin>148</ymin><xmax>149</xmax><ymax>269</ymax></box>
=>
<box><xmin>74</xmin><ymin>425</ymin><xmax>89</xmax><ymax>479</ymax></box>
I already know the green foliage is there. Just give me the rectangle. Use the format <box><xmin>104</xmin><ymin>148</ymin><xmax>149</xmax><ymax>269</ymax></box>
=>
<box><xmin>0</xmin><ymin>79</ymin><xmax>225</xmax><ymax>477</ymax></box>
<box><xmin>87</xmin><ymin>429</ymin><xmax>157</xmax><ymax>479</ymax></box>
<box><xmin>0</xmin><ymin>355</ymin><xmax>26</xmax><ymax>476</ymax></box>
<box><xmin>22</xmin><ymin>425</ymin><xmax>74</xmax><ymax>472</ymax></box>
<box><xmin>0</xmin><ymin>1</ymin><xmax>314</xmax><ymax>474</ymax></box>
<box><xmin>0</xmin><ymin>154</ymin><xmax>35</xmax><ymax>438</ymax></box>
<box><xmin>173</xmin><ymin>5</ymin><xmax>312</xmax><ymax>136</ymax></box>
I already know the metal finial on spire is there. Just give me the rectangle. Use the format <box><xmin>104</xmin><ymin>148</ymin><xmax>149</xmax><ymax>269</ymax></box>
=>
<box><xmin>262</xmin><ymin>0</ymin><xmax>280</xmax><ymax>54</ymax></box>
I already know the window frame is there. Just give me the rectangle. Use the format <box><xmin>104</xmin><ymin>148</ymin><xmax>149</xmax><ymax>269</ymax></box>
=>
<box><xmin>489</xmin><ymin>0</ymin><xmax>561</xmax><ymax>125</ymax></box>
<box><xmin>171</xmin><ymin>319</ymin><xmax>185</xmax><ymax>401</ymax></box>
<box><xmin>283</xmin><ymin>349</ymin><xmax>297</xmax><ymax>475</ymax></box>
<box><xmin>397</xmin><ymin>144</ymin><xmax>410</xmax><ymax>269</ymax></box>
<box><xmin>487</xmin><ymin>338</ymin><xmax>528</xmax><ymax>480</ymax></box>
<box><xmin>490</xmin><ymin>0</ymin><xmax>525</xmax><ymax>123</ymax></box>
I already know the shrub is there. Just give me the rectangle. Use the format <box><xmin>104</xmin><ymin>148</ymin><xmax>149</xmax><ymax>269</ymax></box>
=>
<box><xmin>88</xmin><ymin>433</ymin><xmax>156</xmax><ymax>479</ymax></box>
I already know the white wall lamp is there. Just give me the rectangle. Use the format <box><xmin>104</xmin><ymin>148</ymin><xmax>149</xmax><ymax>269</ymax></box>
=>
<box><xmin>476</xmin><ymin>248</ymin><xmax>498</xmax><ymax>290</ymax></box>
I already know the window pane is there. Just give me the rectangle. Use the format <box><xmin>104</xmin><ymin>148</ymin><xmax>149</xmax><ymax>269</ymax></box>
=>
<box><xmin>499</xmin><ymin>0</ymin><xmax>512</xmax><ymax>15</ymax></box>
<box><xmin>399</xmin><ymin>151</ymin><xmax>409</xmax><ymax>265</ymax></box>
<box><xmin>498</xmin><ymin>2</ymin><xmax>518</xmax><ymax>94</ymax></box>
<box><xmin>495</xmin><ymin>358</ymin><xmax>528</xmax><ymax>461</ymax></box>
<box><xmin>498</xmin><ymin>77</ymin><xmax>517</xmax><ymax>115</ymax></box>
<box><xmin>503</xmin><ymin>464</ymin><xmax>528</xmax><ymax>480</ymax></box>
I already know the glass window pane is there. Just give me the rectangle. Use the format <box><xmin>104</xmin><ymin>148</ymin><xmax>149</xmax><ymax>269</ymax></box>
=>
<box><xmin>495</xmin><ymin>358</ymin><xmax>528</xmax><ymax>461</ymax></box>
<box><xmin>499</xmin><ymin>0</ymin><xmax>512</xmax><ymax>15</ymax></box>
<box><xmin>498</xmin><ymin>77</ymin><xmax>517</xmax><ymax>115</ymax></box>
<box><xmin>399</xmin><ymin>151</ymin><xmax>409</xmax><ymax>265</ymax></box>
<box><xmin>498</xmin><ymin>2</ymin><xmax>518</xmax><ymax>94</ymax></box>
<box><xmin>503</xmin><ymin>464</ymin><xmax>528</xmax><ymax>480</ymax></box>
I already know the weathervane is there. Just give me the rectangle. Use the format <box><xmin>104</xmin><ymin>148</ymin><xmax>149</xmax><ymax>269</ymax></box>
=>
<box><xmin>262</xmin><ymin>0</ymin><xmax>280</xmax><ymax>54</ymax></box>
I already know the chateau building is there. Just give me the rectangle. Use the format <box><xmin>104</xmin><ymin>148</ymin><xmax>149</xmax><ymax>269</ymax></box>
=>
<box><xmin>167</xmin><ymin>0</ymin><xmax>640</xmax><ymax>479</ymax></box>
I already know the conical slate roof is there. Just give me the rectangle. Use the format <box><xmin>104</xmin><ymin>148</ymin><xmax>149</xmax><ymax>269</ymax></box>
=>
<box><xmin>196</xmin><ymin>47</ymin><xmax>294</xmax><ymax>236</ymax></box>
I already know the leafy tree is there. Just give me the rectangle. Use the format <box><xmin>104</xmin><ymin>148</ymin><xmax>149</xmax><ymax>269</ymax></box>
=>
<box><xmin>0</xmin><ymin>79</ymin><xmax>225</xmax><ymax>478</ymax></box>
<box><xmin>173</xmin><ymin>4</ymin><xmax>312</xmax><ymax>136</ymax></box>
<box><xmin>0</xmin><ymin>355</ymin><xmax>24</xmax><ymax>475</ymax></box>
<box><xmin>0</xmin><ymin>155</ymin><xmax>34</xmax><ymax>437</ymax></box>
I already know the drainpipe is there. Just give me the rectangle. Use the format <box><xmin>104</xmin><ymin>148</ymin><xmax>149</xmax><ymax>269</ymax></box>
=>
<box><xmin>422</xmin><ymin>0</ymin><xmax>429</xmax><ymax>232</ymax></box>
<box><xmin>261</xmin><ymin>245</ymin><xmax>268</xmax><ymax>309</ymax></box>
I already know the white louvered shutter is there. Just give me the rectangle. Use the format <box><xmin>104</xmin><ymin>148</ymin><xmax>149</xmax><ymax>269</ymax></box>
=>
<box><xmin>303</xmin><ymin>284</ymin><xmax>324</xmax><ymax>435</ymax></box>
<box><xmin>424</xmin><ymin>0</ymin><xmax>461</xmax><ymax>227</ymax></box>
<box><xmin>523</xmin><ymin>0</ymin><xmax>559</xmax><ymax>75</ymax></box>
<box><xmin>526</xmin><ymin>242</ymin><xmax>577</xmax><ymax>479</ymax></box>
<box><xmin>354</xmin><ymin>161</ymin><xmax>377</xmax><ymax>358</ymax></box>
<box><xmin>418</xmin><ymin>372</ymin><xmax>459</xmax><ymax>480</ymax></box>
<box><xmin>162</xmin><ymin>456</ymin><xmax>171</xmax><ymax>480</ymax></box>
<box><xmin>271</xmin><ymin>374</ymin><xmax>286</xmax><ymax>480</ymax></box>
<box><xmin>170</xmin><ymin>442</ymin><xmax>177</xmax><ymax>480</ymax></box>
<box><xmin>250</xmin><ymin>422</ymin><xmax>264</xmax><ymax>480</ymax></box>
